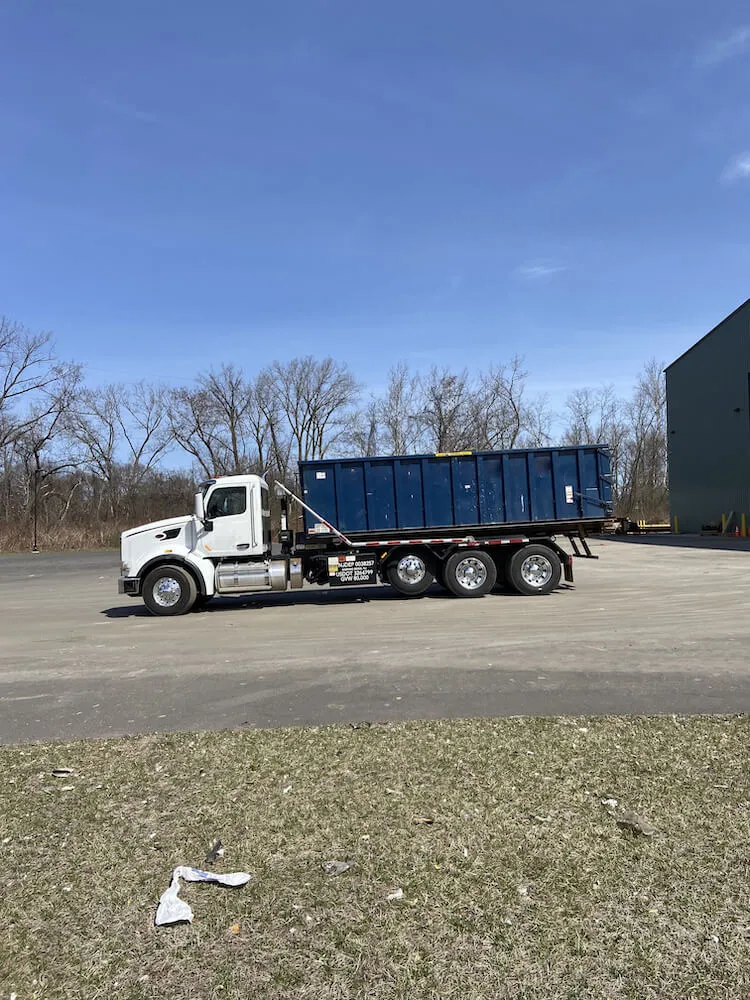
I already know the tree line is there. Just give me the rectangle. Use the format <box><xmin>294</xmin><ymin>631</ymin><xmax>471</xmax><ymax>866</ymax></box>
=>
<box><xmin>0</xmin><ymin>315</ymin><xmax>668</xmax><ymax>550</ymax></box>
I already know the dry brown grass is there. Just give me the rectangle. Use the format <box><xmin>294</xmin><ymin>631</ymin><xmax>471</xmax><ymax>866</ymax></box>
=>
<box><xmin>0</xmin><ymin>523</ymin><xmax>120</xmax><ymax>552</ymax></box>
<box><xmin>1</xmin><ymin>716</ymin><xmax>749</xmax><ymax>999</ymax></box>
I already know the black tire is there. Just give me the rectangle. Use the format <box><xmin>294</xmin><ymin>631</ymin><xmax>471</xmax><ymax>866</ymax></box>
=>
<box><xmin>444</xmin><ymin>550</ymin><xmax>497</xmax><ymax>598</ymax></box>
<box><xmin>505</xmin><ymin>544</ymin><xmax>562</xmax><ymax>596</ymax></box>
<box><xmin>142</xmin><ymin>565</ymin><xmax>198</xmax><ymax>616</ymax></box>
<box><xmin>434</xmin><ymin>560</ymin><xmax>449</xmax><ymax>591</ymax></box>
<box><xmin>385</xmin><ymin>550</ymin><xmax>435</xmax><ymax>597</ymax></box>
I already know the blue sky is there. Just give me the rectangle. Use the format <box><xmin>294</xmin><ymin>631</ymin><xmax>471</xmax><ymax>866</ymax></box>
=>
<box><xmin>1</xmin><ymin>0</ymin><xmax>749</xmax><ymax>411</ymax></box>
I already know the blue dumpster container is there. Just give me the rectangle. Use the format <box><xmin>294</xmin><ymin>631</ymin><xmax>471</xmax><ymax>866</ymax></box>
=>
<box><xmin>298</xmin><ymin>446</ymin><xmax>612</xmax><ymax>537</ymax></box>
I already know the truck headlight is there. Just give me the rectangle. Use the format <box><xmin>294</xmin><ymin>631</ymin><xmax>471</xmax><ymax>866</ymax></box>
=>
<box><xmin>120</xmin><ymin>562</ymin><xmax>130</xmax><ymax>576</ymax></box>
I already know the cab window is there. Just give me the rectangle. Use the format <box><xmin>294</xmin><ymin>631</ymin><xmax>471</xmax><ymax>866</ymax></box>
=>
<box><xmin>206</xmin><ymin>486</ymin><xmax>246</xmax><ymax>519</ymax></box>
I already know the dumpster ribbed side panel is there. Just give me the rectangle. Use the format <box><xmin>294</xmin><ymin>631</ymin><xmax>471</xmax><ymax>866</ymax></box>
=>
<box><xmin>299</xmin><ymin>446</ymin><xmax>612</xmax><ymax>536</ymax></box>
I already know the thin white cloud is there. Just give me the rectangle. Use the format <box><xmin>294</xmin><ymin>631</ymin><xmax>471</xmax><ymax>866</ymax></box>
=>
<box><xmin>514</xmin><ymin>262</ymin><xmax>567</xmax><ymax>280</ymax></box>
<box><xmin>696</xmin><ymin>25</ymin><xmax>750</xmax><ymax>67</ymax></box>
<box><xmin>88</xmin><ymin>91</ymin><xmax>160</xmax><ymax>125</ymax></box>
<box><xmin>721</xmin><ymin>151</ymin><xmax>750</xmax><ymax>182</ymax></box>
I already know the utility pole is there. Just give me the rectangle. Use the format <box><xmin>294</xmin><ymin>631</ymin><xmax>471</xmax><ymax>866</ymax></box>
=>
<box><xmin>32</xmin><ymin>459</ymin><xmax>40</xmax><ymax>553</ymax></box>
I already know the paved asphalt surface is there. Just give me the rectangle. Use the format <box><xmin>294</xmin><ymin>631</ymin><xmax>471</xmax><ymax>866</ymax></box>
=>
<box><xmin>1</xmin><ymin>537</ymin><xmax>749</xmax><ymax>744</ymax></box>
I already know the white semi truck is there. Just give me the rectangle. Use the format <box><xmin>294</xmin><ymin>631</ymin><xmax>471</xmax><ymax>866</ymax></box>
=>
<box><xmin>118</xmin><ymin>448</ymin><xmax>611</xmax><ymax>616</ymax></box>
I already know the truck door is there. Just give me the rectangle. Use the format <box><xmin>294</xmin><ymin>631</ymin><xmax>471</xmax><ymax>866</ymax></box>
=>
<box><xmin>199</xmin><ymin>484</ymin><xmax>257</xmax><ymax>558</ymax></box>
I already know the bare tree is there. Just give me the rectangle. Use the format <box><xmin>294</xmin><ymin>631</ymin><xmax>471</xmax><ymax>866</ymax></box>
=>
<box><xmin>619</xmin><ymin>360</ymin><xmax>668</xmax><ymax>520</ymax></box>
<box><xmin>376</xmin><ymin>363</ymin><xmax>424</xmax><ymax>455</ymax></box>
<box><xmin>561</xmin><ymin>363</ymin><xmax>667</xmax><ymax>521</ymax></box>
<box><xmin>260</xmin><ymin>357</ymin><xmax>361</xmax><ymax>465</ymax></box>
<box><xmin>562</xmin><ymin>385</ymin><xmax>621</xmax><ymax>446</ymax></box>
<box><xmin>347</xmin><ymin>397</ymin><xmax>380</xmax><ymax>457</ymax></box>
<box><xmin>469</xmin><ymin>356</ymin><xmax>544</xmax><ymax>450</ymax></box>
<box><xmin>517</xmin><ymin>393</ymin><xmax>553</xmax><ymax>448</ymax></box>
<box><xmin>0</xmin><ymin>317</ymin><xmax>80</xmax><ymax>451</ymax></box>
<box><xmin>170</xmin><ymin>365</ymin><xmax>256</xmax><ymax>477</ymax></box>
<box><xmin>68</xmin><ymin>382</ymin><xmax>173</xmax><ymax>518</ymax></box>
<box><xmin>418</xmin><ymin>366</ymin><xmax>473</xmax><ymax>452</ymax></box>
<box><xmin>250</xmin><ymin>374</ymin><xmax>292</xmax><ymax>477</ymax></box>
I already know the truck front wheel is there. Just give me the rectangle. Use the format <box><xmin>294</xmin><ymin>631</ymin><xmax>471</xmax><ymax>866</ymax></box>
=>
<box><xmin>444</xmin><ymin>550</ymin><xmax>497</xmax><ymax>598</ymax></box>
<box><xmin>142</xmin><ymin>565</ymin><xmax>198</xmax><ymax>616</ymax></box>
<box><xmin>385</xmin><ymin>551</ymin><xmax>435</xmax><ymax>597</ymax></box>
<box><xmin>505</xmin><ymin>545</ymin><xmax>561</xmax><ymax>596</ymax></box>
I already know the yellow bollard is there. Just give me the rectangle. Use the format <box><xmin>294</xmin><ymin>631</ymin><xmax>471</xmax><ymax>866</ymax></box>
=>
<box><xmin>742</xmin><ymin>513</ymin><xmax>747</xmax><ymax>538</ymax></box>
<box><xmin>722</xmin><ymin>513</ymin><xmax>727</xmax><ymax>534</ymax></box>
<box><xmin>673</xmin><ymin>516</ymin><xmax>679</xmax><ymax>534</ymax></box>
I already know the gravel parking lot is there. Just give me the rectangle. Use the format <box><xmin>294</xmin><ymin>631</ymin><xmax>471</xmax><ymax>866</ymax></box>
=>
<box><xmin>0</xmin><ymin>536</ymin><xmax>749</xmax><ymax>743</ymax></box>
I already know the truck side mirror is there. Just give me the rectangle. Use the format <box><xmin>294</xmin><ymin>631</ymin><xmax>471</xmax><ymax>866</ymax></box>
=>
<box><xmin>194</xmin><ymin>492</ymin><xmax>214</xmax><ymax>531</ymax></box>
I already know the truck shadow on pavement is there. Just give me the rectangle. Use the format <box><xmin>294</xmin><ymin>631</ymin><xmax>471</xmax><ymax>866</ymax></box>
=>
<box><xmin>101</xmin><ymin>583</ymin><xmax>573</xmax><ymax>618</ymax></box>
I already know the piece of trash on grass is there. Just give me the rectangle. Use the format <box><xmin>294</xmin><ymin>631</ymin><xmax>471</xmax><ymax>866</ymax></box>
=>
<box><xmin>601</xmin><ymin>797</ymin><xmax>618</xmax><ymax>809</ymax></box>
<box><xmin>59</xmin><ymin>785</ymin><xmax>75</xmax><ymax>792</ymax></box>
<box><xmin>385</xmin><ymin>787</ymin><xmax>402</xmax><ymax>796</ymax></box>
<box><xmin>323</xmin><ymin>859</ymin><xmax>352</xmax><ymax>876</ymax></box>
<box><xmin>52</xmin><ymin>768</ymin><xmax>73</xmax><ymax>777</ymax></box>
<box><xmin>532</xmin><ymin>814</ymin><xmax>552</xmax><ymax>823</ymax></box>
<box><xmin>616</xmin><ymin>811</ymin><xmax>656</xmax><ymax>837</ymax></box>
<box><xmin>413</xmin><ymin>816</ymin><xmax>435</xmax><ymax>826</ymax></box>
<box><xmin>155</xmin><ymin>866</ymin><xmax>252</xmax><ymax>926</ymax></box>
<box><xmin>204</xmin><ymin>839</ymin><xmax>224</xmax><ymax>865</ymax></box>
<box><xmin>230</xmin><ymin>923</ymin><xmax>241</xmax><ymax>935</ymax></box>
<box><xmin>349</xmin><ymin>721</ymin><xmax>372</xmax><ymax>730</ymax></box>
<box><xmin>387</xmin><ymin>887</ymin><xmax>404</xmax><ymax>901</ymax></box>
<box><xmin>517</xmin><ymin>886</ymin><xmax>529</xmax><ymax>897</ymax></box>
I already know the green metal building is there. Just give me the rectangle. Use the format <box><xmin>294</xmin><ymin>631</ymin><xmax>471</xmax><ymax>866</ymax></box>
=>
<box><xmin>666</xmin><ymin>298</ymin><xmax>750</xmax><ymax>533</ymax></box>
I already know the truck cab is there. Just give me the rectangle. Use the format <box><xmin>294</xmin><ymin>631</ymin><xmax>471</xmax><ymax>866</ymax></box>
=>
<box><xmin>196</xmin><ymin>475</ymin><xmax>271</xmax><ymax>559</ymax></box>
<box><xmin>118</xmin><ymin>475</ymin><xmax>302</xmax><ymax>615</ymax></box>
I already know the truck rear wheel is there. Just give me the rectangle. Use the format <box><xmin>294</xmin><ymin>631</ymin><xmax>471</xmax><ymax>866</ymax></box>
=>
<box><xmin>505</xmin><ymin>544</ymin><xmax>561</xmax><ymax>596</ymax></box>
<box><xmin>385</xmin><ymin>551</ymin><xmax>435</xmax><ymax>597</ymax></box>
<box><xmin>142</xmin><ymin>565</ymin><xmax>197</xmax><ymax>616</ymax></box>
<box><xmin>444</xmin><ymin>550</ymin><xmax>496</xmax><ymax>598</ymax></box>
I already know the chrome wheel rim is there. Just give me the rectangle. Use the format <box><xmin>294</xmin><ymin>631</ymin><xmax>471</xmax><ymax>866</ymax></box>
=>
<box><xmin>520</xmin><ymin>554</ymin><xmax>553</xmax><ymax>588</ymax></box>
<box><xmin>153</xmin><ymin>576</ymin><xmax>182</xmax><ymax>607</ymax></box>
<box><xmin>396</xmin><ymin>554</ymin><xmax>426</xmax><ymax>585</ymax></box>
<box><xmin>454</xmin><ymin>556</ymin><xmax>487</xmax><ymax>591</ymax></box>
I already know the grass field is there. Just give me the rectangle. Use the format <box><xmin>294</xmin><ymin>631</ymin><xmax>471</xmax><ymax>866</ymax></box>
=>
<box><xmin>2</xmin><ymin>716</ymin><xmax>749</xmax><ymax>999</ymax></box>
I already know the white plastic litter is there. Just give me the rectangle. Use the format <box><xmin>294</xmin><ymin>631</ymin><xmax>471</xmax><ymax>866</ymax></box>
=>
<box><xmin>155</xmin><ymin>866</ymin><xmax>252</xmax><ymax>926</ymax></box>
